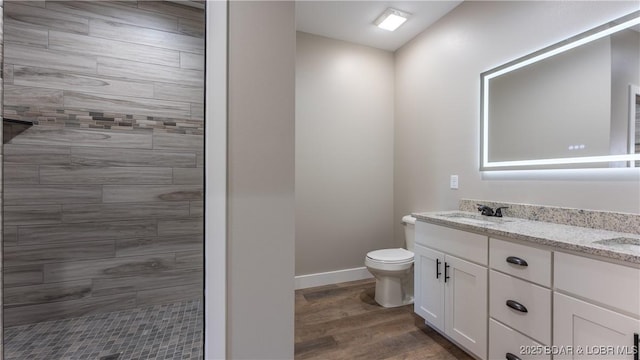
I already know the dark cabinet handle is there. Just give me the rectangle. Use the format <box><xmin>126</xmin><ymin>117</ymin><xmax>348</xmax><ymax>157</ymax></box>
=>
<box><xmin>436</xmin><ymin>258</ymin><xmax>441</xmax><ymax>279</ymax></box>
<box><xmin>506</xmin><ymin>256</ymin><xmax>528</xmax><ymax>267</ymax></box>
<box><xmin>634</xmin><ymin>333</ymin><xmax>638</xmax><ymax>360</ymax></box>
<box><xmin>506</xmin><ymin>353</ymin><xmax>522</xmax><ymax>360</ymax></box>
<box><xmin>444</xmin><ymin>263</ymin><xmax>450</xmax><ymax>283</ymax></box>
<box><xmin>506</xmin><ymin>299</ymin><xmax>528</xmax><ymax>313</ymax></box>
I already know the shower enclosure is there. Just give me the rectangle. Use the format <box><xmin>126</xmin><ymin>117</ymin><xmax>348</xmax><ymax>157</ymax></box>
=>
<box><xmin>0</xmin><ymin>1</ymin><xmax>205</xmax><ymax>358</ymax></box>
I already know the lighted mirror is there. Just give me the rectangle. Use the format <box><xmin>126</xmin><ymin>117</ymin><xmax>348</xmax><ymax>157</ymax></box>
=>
<box><xmin>480</xmin><ymin>10</ymin><xmax>640</xmax><ymax>170</ymax></box>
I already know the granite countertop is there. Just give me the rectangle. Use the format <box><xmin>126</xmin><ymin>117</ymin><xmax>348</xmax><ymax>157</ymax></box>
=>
<box><xmin>413</xmin><ymin>210</ymin><xmax>640</xmax><ymax>265</ymax></box>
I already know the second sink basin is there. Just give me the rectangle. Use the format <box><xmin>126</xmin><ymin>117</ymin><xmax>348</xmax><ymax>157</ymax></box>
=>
<box><xmin>593</xmin><ymin>237</ymin><xmax>640</xmax><ymax>250</ymax></box>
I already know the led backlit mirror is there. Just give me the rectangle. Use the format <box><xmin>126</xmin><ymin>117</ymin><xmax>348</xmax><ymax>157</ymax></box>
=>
<box><xmin>480</xmin><ymin>11</ymin><xmax>640</xmax><ymax>171</ymax></box>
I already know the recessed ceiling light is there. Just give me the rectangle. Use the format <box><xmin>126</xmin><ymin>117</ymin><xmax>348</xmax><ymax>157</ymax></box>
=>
<box><xmin>374</xmin><ymin>8</ymin><xmax>410</xmax><ymax>32</ymax></box>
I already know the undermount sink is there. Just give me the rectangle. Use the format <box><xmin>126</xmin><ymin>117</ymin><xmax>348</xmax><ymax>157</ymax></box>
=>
<box><xmin>436</xmin><ymin>212</ymin><xmax>513</xmax><ymax>225</ymax></box>
<box><xmin>593</xmin><ymin>237</ymin><xmax>640</xmax><ymax>250</ymax></box>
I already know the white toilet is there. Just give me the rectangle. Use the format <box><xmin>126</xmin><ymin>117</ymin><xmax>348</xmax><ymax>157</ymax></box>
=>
<box><xmin>365</xmin><ymin>215</ymin><xmax>416</xmax><ymax>307</ymax></box>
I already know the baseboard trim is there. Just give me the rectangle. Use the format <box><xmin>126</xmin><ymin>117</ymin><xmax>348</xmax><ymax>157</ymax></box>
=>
<box><xmin>295</xmin><ymin>267</ymin><xmax>373</xmax><ymax>290</ymax></box>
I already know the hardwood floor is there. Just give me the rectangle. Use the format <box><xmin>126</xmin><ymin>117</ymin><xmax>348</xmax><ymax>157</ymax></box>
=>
<box><xmin>295</xmin><ymin>279</ymin><xmax>475</xmax><ymax>359</ymax></box>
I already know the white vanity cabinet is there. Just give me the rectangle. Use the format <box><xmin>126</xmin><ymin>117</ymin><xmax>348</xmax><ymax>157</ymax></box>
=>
<box><xmin>554</xmin><ymin>252</ymin><xmax>640</xmax><ymax>360</ymax></box>
<box><xmin>414</xmin><ymin>221</ymin><xmax>488</xmax><ymax>360</ymax></box>
<box><xmin>414</xmin><ymin>217</ymin><xmax>640</xmax><ymax>360</ymax></box>
<box><xmin>489</xmin><ymin>238</ymin><xmax>552</xmax><ymax>360</ymax></box>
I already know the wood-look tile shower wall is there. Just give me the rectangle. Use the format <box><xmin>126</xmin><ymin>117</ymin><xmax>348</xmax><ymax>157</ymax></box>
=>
<box><xmin>0</xmin><ymin>0</ymin><xmax>4</xmax><ymax>350</ymax></box>
<box><xmin>2</xmin><ymin>1</ymin><xmax>204</xmax><ymax>326</ymax></box>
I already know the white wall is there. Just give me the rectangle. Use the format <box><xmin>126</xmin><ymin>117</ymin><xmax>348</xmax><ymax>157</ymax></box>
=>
<box><xmin>394</xmin><ymin>1</ymin><xmax>640</xmax><ymax>244</ymax></box>
<box><xmin>228</xmin><ymin>2</ymin><xmax>295</xmax><ymax>358</ymax></box>
<box><xmin>296</xmin><ymin>32</ymin><xmax>395</xmax><ymax>275</ymax></box>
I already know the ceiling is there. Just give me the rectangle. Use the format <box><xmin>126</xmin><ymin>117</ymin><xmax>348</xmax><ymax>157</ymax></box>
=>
<box><xmin>295</xmin><ymin>1</ymin><xmax>463</xmax><ymax>52</ymax></box>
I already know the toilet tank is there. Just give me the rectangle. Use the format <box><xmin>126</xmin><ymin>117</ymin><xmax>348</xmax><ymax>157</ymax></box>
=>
<box><xmin>402</xmin><ymin>215</ymin><xmax>416</xmax><ymax>252</ymax></box>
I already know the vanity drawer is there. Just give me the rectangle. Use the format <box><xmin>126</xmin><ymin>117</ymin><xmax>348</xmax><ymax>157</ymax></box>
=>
<box><xmin>490</xmin><ymin>270</ymin><xmax>551</xmax><ymax>345</ymax></box>
<box><xmin>555</xmin><ymin>252</ymin><xmax>640</xmax><ymax>317</ymax></box>
<box><xmin>416</xmin><ymin>221</ymin><xmax>488</xmax><ymax>265</ymax></box>
<box><xmin>489</xmin><ymin>238</ymin><xmax>551</xmax><ymax>287</ymax></box>
<box><xmin>490</xmin><ymin>319</ymin><xmax>550</xmax><ymax>360</ymax></box>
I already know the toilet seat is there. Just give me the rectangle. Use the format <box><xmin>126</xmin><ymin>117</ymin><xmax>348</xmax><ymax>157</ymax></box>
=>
<box><xmin>366</xmin><ymin>248</ymin><xmax>414</xmax><ymax>264</ymax></box>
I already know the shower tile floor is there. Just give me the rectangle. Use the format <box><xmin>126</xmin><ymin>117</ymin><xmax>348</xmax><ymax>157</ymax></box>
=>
<box><xmin>4</xmin><ymin>298</ymin><xmax>203</xmax><ymax>360</ymax></box>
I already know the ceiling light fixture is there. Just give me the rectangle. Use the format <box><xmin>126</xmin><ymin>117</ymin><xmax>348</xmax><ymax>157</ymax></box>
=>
<box><xmin>374</xmin><ymin>8</ymin><xmax>410</xmax><ymax>32</ymax></box>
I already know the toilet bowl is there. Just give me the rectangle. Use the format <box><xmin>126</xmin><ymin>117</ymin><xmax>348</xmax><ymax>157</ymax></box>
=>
<box><xmin>365</xmin><ymin>215</ymin><xmax>416</xmax><ymax>307</ymax></box>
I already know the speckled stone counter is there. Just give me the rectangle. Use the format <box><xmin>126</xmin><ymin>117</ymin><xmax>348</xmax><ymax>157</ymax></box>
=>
<box><xmin>459</xmin><ymin>199</ymin><xmax>640</xmax><ymax>234</ymax></box>
<box><xmin>412</xmin><ymin>210</ymin><xmax>640</xmax><ymax>265</ymax></box>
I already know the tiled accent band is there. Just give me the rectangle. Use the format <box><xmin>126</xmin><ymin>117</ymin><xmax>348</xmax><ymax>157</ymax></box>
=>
<box><xmin>4</xmin><ymin>106</ymin><xmax>203</xmax><ymax>135</ymax></box>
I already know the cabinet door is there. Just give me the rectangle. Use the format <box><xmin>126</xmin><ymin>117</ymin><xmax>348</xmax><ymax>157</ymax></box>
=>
<box><xmin>414</xmin><ymin>244</ymin><xmax>445</xmax><ymax>332</ymax></box>
<box><xmin>445</xmin><ymin>255</ymin><xmax>488</xmax><ymax>360</ymax></box>
<box><xmin>555</xmin><ymin>292</ymin><xmax>640</xmax><ymax>360</ymax></box>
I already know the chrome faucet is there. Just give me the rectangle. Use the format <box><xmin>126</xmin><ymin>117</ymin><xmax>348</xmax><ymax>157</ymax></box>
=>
<box><xmin>476</xmin><ymin>204</ymin><xmax>509</xmax><ymax>217</ymax></box>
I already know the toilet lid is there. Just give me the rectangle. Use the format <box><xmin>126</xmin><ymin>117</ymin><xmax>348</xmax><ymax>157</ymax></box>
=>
<box><xmin>366</xmin><ymin>248</ymin><xmax>414</xmax><ymax>263</ymax></box>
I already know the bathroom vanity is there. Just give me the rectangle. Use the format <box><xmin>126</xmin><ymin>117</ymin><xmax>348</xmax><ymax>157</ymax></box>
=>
<box><xmin>412</xmin><ymin>209</ymin><xmax>640</xmax><ymax>360</ymax></box>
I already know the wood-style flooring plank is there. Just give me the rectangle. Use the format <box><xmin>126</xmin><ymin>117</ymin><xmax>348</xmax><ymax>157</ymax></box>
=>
<box><xmin>63</xmin><ymin>90</ymin><xmax>191</xmax><ymax>119</ymax></box>
<box><xmin>4</xmin><ymin>240</ymin><xmax>115</xmax><ymax>267</ymax></box>
<box><xmin>13</xmin><ymin>65</ymin><xmax>154</xmax><ymax>98</ymax></box>
<box><xmin>4</xmin><ymin>63</ymin><xmax>14</xmax><ymax>84</ymax></box>
<box><xmin>5</xmin><ymin>44</ymin><xmax>98</xmax><ymax>74</ymax></box>
<box><xmin>175</xmin><ymin>251</ymin><xmax>203</xmax><ymax>268</ymax></box>
<box><xmin>196</xmin><ymin>153</ymin><xmax>204</xmax><ymax>167</ymax></box>
<box><xmin>4</xmin><ymin>185</ymin><xmax>102</xmax><ymax>205</ymax></box>
<box><xmin>97</xmin><ymin>56</ymin><xmax>203</xmax><ymax>87</ymax></box>
<box><xmin>70</xmin><ymin>147</ymin><xmax>196</xmax><ymax>167</ymax></box>
<box><xmin>191</xmin><ymin>102</ymin><xmax>204</xmax><ymax>120</ymax></box>
<box><xmin>4</xmin><ymin>19</ymin><xmax>48</xmax><ymax>47</ymax></box>
<box><xmin>92</xmin><ymin>267</ymin><xmax>202</xmax><ymax>297</ymax></box>
<box><xmin>157</xmin><ymin>217</ymin><xmax>203</xmax><ymax>236</ymax></box>
<box><xmin>189</xmin><ymin>201</ymin><xmax>203</xmax><ymax>217</ymax></box>
<box><xmin>4</xmin><ymin>205</ymin><xmax>62</xmax><ymax>226</ymax></box>
<box><xmin>90</xmin><ymin>19</ymin><xmax>204</xmax><ymax>54</ymax></box>
<box><xmin>4</xmin><ymin>226</ymin><xmax>19</xmax><ymax>247</ymax></box>
<box><xmin>40</xmin><ymin>165</ymin><xmax>173</xmax><ymax>185</ymax></box>
<box><xmin>62</xmin><ymin>202</ymin><xmax>190</xmax><ymax>223</ymax></box>
<box><xmin>137</xmin><ymin>1</ymin><xmax>204</xmax><ymax>22</ymax></box>
<box><xmin>153</xmin><ymin>132</ymin><xmax>203</xmax><ymax>151</ymax></box>
<box><xmin>16</xmin><ymin>2</ymin><xmax>46</xmax><ymax>9</ymax></box>
<box><xmin>3</xmin><ymin>292</ymin><xmax>137</xmax><ymax>327</ymax></box>
<box><xmin>3</xmin><ymin>279</ymin><xmax>92</xmax><ymax>307</ymax></box>
<box><xmin>17</xmin><ymin>219</ymin><xmax>157</xmax><ymax>245</ymax></box>
<box><xmin>43</xmin><ymin>253</ymin><xmax>177</xmax><ymax>283</ymax></box>
<box><xmin>102</xmin><ymin>184</ymin><xmax>202</xmax><ymax>203</ymax></box>
<box><xmin>154</xmin><ymin>82</ymin><xmax>203</xmax><ymax>103</ymax></box>
<box><xmin>4</xmin><ymin>144</ymin><xmax>70</xmax><ymax>165</ymax></box>
<box><xmin>8</xmin><ymin>127</ymin><xmax>153</xmax><ymax>149</ymax></box>
<box><xmin>49</xmin><ymin>30</ymin><xmax>180</xmax><ymax>67</ymax></box>
<box><xmin>177</xmin><ymin>17</ymin><xmax>204</xmax><ymax>38</ymax></box>
<box><xmin>295</xmin><ymin>280</ymin><xmax>474</xmax><ymax>360</ymax></box>
<box><xmin>179</xmin><ymin>52</ymin><xmax>204</xmax><ymax>71</ymax></box>
<box><xmin>3</xmin><ymin>265</ymin><xmax>44</xmax><ymax>288</ymax></box>
<box><xmin>5</xmin><ymin>2</ymin><xmax>89</xmax><ymax>34</ymax></box>
<box><xmin>4</xmin><ymin>85</ymin><xmax>63</xmax><ymax>107</ymax></box>
<box><xmin>45</xmin><ymin>1</ymin><xmax>179</xmax><ymax>33</ymax></box>
<box><xmin>136</xmin><ymin>282</ymin><xmax>202</xmax><ymax>307</ymax></box>
<box><xmin>115</xmin><ymin>234</ymin><xmax>202</xmax><ymax>257</ymax></box>
<box><xmin>172</xmin><ymin>167</ymin><xmax>203</xmax><ymax>185</ymax></box>
<box><xmin>3</xmin><ymin>164</ymin><xmax>39</xmax><ymax>184</ymax></box>
<box><xmin>296</xmin><ymin>306</ymin><xmax>410</xmax><ymax>344</ymax></box>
